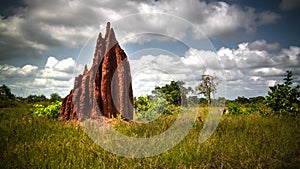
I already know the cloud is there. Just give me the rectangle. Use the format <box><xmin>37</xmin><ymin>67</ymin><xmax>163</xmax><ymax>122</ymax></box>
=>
<box><xmin>0</xmin><ymin>0</ymin><xmax>281</xmax><ymax>62</ymax></box>
<box><xmin>0</xmin><ymin>64</ymin><xmax>38</xmax><ymax>79</ymax></box>
<box><xmin>129</xmin><ymin>40</ymin><xmax>300</xmax><ymax>99</ymax></box>
<box><xmin>249</xmin><ymin>67</ymin><xmax>285</xmax><ymax>76</ymax></box>
<box><xmin>37</xmin><ymin>56</ymin><xmax>81</xmax><ymax>80</ymax></box>
<box><xmin>1</xmin><ymin>39</ymin><xmax>299</xmax><ymax>99</ymax></box>
<box><xmin>280</xmin><ymin>0</ymin><xmax>300</xmax><ymax>11</ymax></box>
<box><xmin>0</xmin><ymin>56</ymin><xmax>81</xmax><ymax>97</ymax></box>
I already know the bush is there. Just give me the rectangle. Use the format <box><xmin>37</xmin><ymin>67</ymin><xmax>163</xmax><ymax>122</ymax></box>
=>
<box><xmin>134</xmin><ymin>95</ymin><xmax>151</xmax><ymax>112</ymax></box>
<box><xmin>134</xmin><ymin>98</ymin><xmax>167</xmax><ymax>122</ymax></box>
<box><xmin>228</xmin><ymin>104</ymin><xmax>243</xmax><ymax>115</ymax></box>
<box><xmin>31</xmin><ymin>101</ymin><xmax>62</xmax><ymax>119</ymax></box>
<box><xmin>265</xmin><ymin>71</ymin><xmax>300</xmax><ymax>116</ymax></box>
<box><xmin>164</xmin><ymin>104</ymin><xmax>182</xmax><ymax>115</ymax></box>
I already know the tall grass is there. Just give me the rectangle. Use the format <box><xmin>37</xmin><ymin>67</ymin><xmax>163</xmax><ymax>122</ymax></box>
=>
<box><xmin>0</xmin><ymin>107</ymin><xmax>299</xmax><ymax>168</ymax></box>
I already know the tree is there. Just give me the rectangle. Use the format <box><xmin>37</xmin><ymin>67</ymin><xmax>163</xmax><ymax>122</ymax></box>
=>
<box><xmin>195</xmin><ymin>75</ymin><xmax>217</xmax><ymax>106</ymax></box>
<box><xmin>0</xmin><ymin>85</ymin><xmax>17</xmax><ymax>108</ymax></box>
<box><xmin>151</xmin><ymin>81</ymin><xmax>191</xmax><ymax>106</ymax></box>
<box><xmin>235</xmin><ymin>96</ymin><xmax>250</xmax><ymax>104</ymax></box>
<box><xmin>0</xmin><ymin>84</ymin><xmax>15</xmax><ymax>100</ymax></box>
<box><xmin>50</xmin><ymin>93</ymin><xmax>62</xmax><ymax>102</ymax></box>
<box><xmin>26</xmin><ymin>94</ymin><xmax>48</xmax><ymax>103</ymax></box>
<box><xmin>266</xmin><ymin>71</ymin><xmax>300</xmax><ymax>116</ymax></box>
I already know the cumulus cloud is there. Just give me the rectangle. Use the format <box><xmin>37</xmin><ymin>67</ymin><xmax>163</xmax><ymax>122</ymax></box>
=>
<box><xmin>0</xmin><ymin>56</ymin><xmax>81</xmax><ymax>97</ymax></box>
<box><xmin>129</xmin><ymin>40</ymin><xmax>300</xmax><ymax>99</ymax></box>
<box><xmin>0</xmin><ymin>64</ymin><xmax>38</xmax><ymax>79</ymax></box>
<box><xmin>37</xmin><ymin>56</ymin><xmax>81</xmax><ymax>80</ymax></box>
<box><xmin>1</xmin><ymin>39</ymin><xmax>299</xmax><ymax>99</ymax></box>
<box><xmin>0</xmin><ymin>0</ymin><xmax>281</xmax><ymax>62</ymax></box>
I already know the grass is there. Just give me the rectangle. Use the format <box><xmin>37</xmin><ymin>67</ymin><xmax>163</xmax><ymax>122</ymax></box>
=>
<box><xmin>0</xmin><ymin>106</ymin><xmax>299</xmax><ymax>168</ymax></box>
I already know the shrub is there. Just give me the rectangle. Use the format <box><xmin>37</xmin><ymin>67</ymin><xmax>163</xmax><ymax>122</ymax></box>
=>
<box><xmin>134</xmin><ymin>95</ymin><xmax>151</xmax><ymax>112</ymax></box>
<box><xmin>164</xmin><ymin>104</ymin><xmax>182</xmax><ymax>115</ymax></box>
<box><xmin>31</xmin><ymin>101</ymin><xmax>62</xmax><ymax>119</ymax></box>
<box><xmin>134</xmin><ymin>98</ymin><xmax>167</xmax><ymax>122</ymax></box>
<box><xmin>228</xmin><ymin>104</ymin><xmax>243</xmax><ymax>115</ymax></box>
<box><xmin>266</xmin><ymin>71</ymin><xmax>300</xmax><ymax>116</ymax></box>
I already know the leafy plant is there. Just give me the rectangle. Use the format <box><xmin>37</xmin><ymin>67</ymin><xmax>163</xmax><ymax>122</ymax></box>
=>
<box><xmin>228</xmin><ymin>104</ymin><xmax>243</xmax><ymax>115</ymax></box>
<box><xmin>152</xmin><ymin>81</ymin><xmax>191</xmax><ymax>107</ymax></box>
<box><xmin>134</xmin><ymin>95</ymin><xmax>151</xmax><ymax>112</ymax></box>
<box><xmin>50</xmin><ymin>93</ymin><xmax>62</xmax><ymax>102</ymax></box>
<box><xmin>266</xmin><ymin>71</ymin><xmax>300</xmax><ymax>116</ymax></box>
<box><xmin>0</xmin><ymin>84</ymin><xmax>18</xmax><ymax>108</ymax></box>
<box><xmin>164</xmin><ymin>104</ymin><xmax>182</xmax><ymax>115</ymax></box>
<box><xmin>31</xmin><ymin>101</ymin><xmax>62</xmax><ymax>119</ymax></box>
<box><xmin>134</xmin><ymin>98</ymin><xmax>167</xmax><ymax>122</ymax></box>
<box><xmin>195</xmin><ymin>75</ymin><xmax>217</xmax><ymax>106</ymax></box>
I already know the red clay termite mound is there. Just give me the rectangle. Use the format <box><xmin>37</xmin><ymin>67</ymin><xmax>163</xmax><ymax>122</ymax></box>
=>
<box><xmin>59</xmin><ymin>22</ymin><xmax>133</xmax><ymax>121</ymax></box>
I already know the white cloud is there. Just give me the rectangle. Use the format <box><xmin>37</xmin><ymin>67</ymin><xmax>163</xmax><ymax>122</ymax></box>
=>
<box><xmin>0</xmin><ymin>0</ymin><xmax>281</xmax><ymax>61</ymax></box>
<box><xmin>53</xmin><ymin>57</ymin><xmax>77</xmax><ymax>73</ymax></box>
<box><xmin>0</xmin><ymin>64</ymin><xmax>38</xmax><ymax>79</ymax></box>
<box><xmin>0</xmin><ymin>56</ymin><xmax>82</xmax><ymax>97</ymax></box>
<box><xmin>45</xmin><ymin>56</ymin><xmax>58</xmax><ymax>68</ymax></box>
<box><xmin>38</xmin><ymin>56</ymin><xmax>80</xmax><ymax>80</ymax></box>
<box><xmin>1</xmin><ymin>39</ymin><xmax>299</xmax><ymax>99</ymax></box>
<box><xmin>250</xmin><ymin>67</ymin><xmax>285</xmax><ymax>76</ymax></box>
<box><xmin>267</xmin><ymin>80</ymin><xmax>276</xmax><ymax>87</ymax></box>
<box><xmin>129</xmin><ymin>40</ymin><xmax>300</xmax><ymax>99</ymax></box>
<box><xmin>248</xmin><ymin>40</ymin><xmax>281</xmax><ymax>51</ymax></box>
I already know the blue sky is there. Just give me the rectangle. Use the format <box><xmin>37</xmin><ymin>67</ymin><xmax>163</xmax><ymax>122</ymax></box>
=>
<box><xmin>0</xmin><ymin>0</ymin><xmax>299</xmax><ymax>99</ymax></box>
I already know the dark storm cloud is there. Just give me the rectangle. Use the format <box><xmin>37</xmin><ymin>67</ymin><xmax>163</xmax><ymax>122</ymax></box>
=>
<box><xmin>0</xmin><ymin>0</ymin><xmax>26</xmax><ymax>17</ymax></box>
<box><xmin>0</xmin><ymin>0</ymin><xmax>283</xmax><ymax>63</ymax></box>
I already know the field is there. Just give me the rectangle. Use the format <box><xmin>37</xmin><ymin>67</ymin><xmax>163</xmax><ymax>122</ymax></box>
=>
<box><xmin>1</xmin><ymin>106</ymin><xmax>299</xmax><ymax>168</ymax></box>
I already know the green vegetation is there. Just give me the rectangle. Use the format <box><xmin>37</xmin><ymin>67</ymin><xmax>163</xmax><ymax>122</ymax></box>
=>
<box><xmin>1</xmin><ymin>106</ymin><xmax>299</xmax><ymax>168</ymax></box>
<box><xmin>266</xmin><ymin>70</ymin><xmax>300</xmax><ymax>116</ymax></box>
<box><xmin>0</xmin><ymin>84</ymin><xmax>17</xmax><ymax>108</ymax></box>
<box><xmin>1</xmin><ymin>71</ymin><xmax>299</xmax><ymax>168</ymax></box>
<box><xmin>195</xmin><ymin>74</ymin><xmax>217</xmax><ymax>105</ymax></box>
<box><xmin>50</xmin><ymin>93</ymin><xmax>62</xmax><ymax>102</ymax></box>
<box><xmin>151</xmin><ymin>80</ymin><xmax>192</xmax><ymax>107</ymax></box>
<box><xmin>30</xmin><ymin>101</ymin><xmax>62</xmax><ymax>119</ymax></box>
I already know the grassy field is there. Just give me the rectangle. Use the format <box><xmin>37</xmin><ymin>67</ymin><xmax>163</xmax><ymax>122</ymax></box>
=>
<box><xmin>1</xmin><ymin>106</ymin><xmax>299</xmax><ymax>168</ymax></box>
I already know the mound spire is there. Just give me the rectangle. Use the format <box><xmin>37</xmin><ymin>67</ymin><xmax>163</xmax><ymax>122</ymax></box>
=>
<box><xmin>59</xmin><ymin>22</ymin><xmax>134</xmax><ymax>121</ymax></box>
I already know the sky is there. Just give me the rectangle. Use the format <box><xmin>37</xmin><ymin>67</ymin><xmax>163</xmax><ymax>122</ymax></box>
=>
<box><xmin>0</xmin><ymin>0</ymin><xmax>299</xmax><ymax>100</ymax></box>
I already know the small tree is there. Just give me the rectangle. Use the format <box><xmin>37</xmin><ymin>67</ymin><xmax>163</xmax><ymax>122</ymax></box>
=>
<box><xmin>266</xmin><ymin>71</ymin><xmax>300</xmax><ymax>116</ymax></box>
<box><xmin>0</xmin><ymin>84</ymin><xmax>15</xmax><ymax>100</ymax></box>
<box><xmin>195</xmin><ymin>75</ymin><xmax>217</xmax><ymax>106</ymax></box>
<box><xmin>50</xmin><ymin>93</ymin><xmax>62</xmax><ymax>102</ymax></box>
<box><xmin>0</xmin><ymin>85</ymin><xmax>17</xmax><ymax>108</ymax></box>
<box><xmin>151</xmin><ymin>81</ymin><xmax>191</xmax><ymax>107</ymax></box>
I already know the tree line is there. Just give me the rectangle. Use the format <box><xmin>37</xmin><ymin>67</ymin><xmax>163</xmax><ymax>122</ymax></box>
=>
<box><xmin>0</xmin><ymin>85</ymin><xmax>62</xmax><ymax>108</ymax></box>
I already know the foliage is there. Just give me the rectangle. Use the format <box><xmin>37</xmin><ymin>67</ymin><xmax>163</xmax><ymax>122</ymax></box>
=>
<box><xmin>266</xmin><ymin>71</ymin><xmax>300</xmax><ymax>116</ymax></box>
<box><xmin>26</xmin><ymin>94</ymin><xmax>48</xmax><ymax>103</ymax></box>
<box><xmin>228</xmin><ymin>104</ymin><xmax>243</xmax><ymax>115</ymax></box>
<box><xmin>134</xmin><ymin>95</ymin><xmax>151</xmax><ymax>112</ymax></box>
<box><xmin>1</xmin><ymin>106</ymin><xmax>299</xmax><ymax>168</ymax></box>
<box><xmin>164</xmin><ymin>104</ymin><xmax>182</xmax><ymax>115</ymax></box>
<box><xmin>50</xmin><ymin>93</ymin><xmax>62</xmax><ymax>102</ymax></box>
<box><xmin>195</xmin><ymin>75</ymin><xmax>217</xmax><ymax>106</ymax></box>
<box><xmin>134</xmin><ymin>98</ymin><xmax>167</xmax><ymax>122</ymax></box>
<box><xmin>0</xmin><ymin>84</ymin><xmax>18</xmax><ymax>108</ymax></box>
<box><xmin>31</xmin><ymin>101</ymin><xmax>62</xmax><ymax>119</ymax></box>
<box><xmin>0</xmin><ymin>84</ymin><xmax>15</xmax><ymax>100</ymax></box>
<box><xmin>152</xmin><ymin>81</ymin><xmax>191</xmax><ymax>107</ymax></box>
